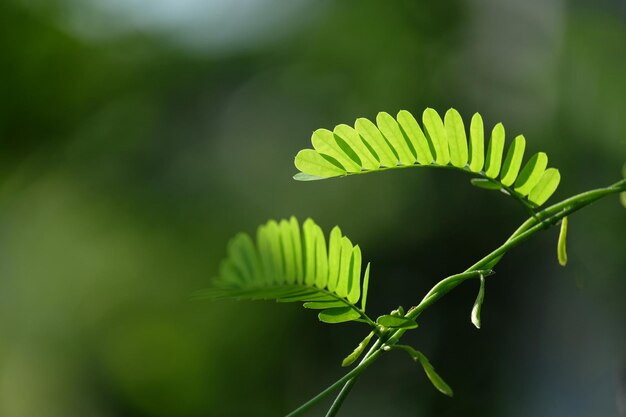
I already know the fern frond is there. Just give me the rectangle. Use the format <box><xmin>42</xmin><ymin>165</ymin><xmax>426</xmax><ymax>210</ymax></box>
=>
<box><xmin>294</xmin><ymin>108</ymin><xmax>561</xmax><ymax>208</ymax></box>
<box><xmin>198</xmin><ymin>217</ymin><xmax>373</xmax><ymax>325</ymax></box>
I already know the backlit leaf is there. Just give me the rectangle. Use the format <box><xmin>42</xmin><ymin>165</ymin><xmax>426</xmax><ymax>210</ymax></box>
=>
<box><xmin>471</xmin><ymin>274</ymin><xmax>485</xmax><ymax>329</ymax></box>
<box><xmin>319</xmin><ymin>307</ymin><xmax>361</xmax><ymax>324</ymax></box>
<box><xmin>377</xmin><ymin>315</ymin><xmax>418</xmax><ymax>329</ymax></box>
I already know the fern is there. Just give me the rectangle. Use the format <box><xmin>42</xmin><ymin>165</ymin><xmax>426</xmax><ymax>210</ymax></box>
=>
<box><xmin>294</xmin><ymin>108</ymin><xmax>561</xmax><ymax>207</ymax></box>
<box><xmin>198</xmin><ymin>217</ymin><xmax>373</xmax><ymax>325</ymax></box>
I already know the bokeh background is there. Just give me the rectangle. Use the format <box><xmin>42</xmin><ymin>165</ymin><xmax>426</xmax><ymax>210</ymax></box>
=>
<box><xmin>0</xmin><ymin>0</ymin><xmax>625</xmax><ymax>416</ymax></box>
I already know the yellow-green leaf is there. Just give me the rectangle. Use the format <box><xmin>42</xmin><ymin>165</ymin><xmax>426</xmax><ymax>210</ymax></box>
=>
<box><xmin>445</xmin><ymin>108</ymin><xmax>468</xmax><ymax>168</ymax></box>
<box><xmin>342</xmin><ymin>331</ymin><xmax>374</xmax><ymax>367</ymax></box>
<box><xmin>500</xmin><ymin>135</ymin><xmax>526</xmax><ymax>186</ymax></box>
<box><xmin>355</xmin><ymin>117</ymin><xmax>398</xmax><ymax>167</ymax></box>
<box><xmin>318</xmin><ymin>307</ymin><xmax>361</xmax><ymax>324</ymax></box>
<box><xmin>468</xmin><ymin>113</ymin><xmax>485</xmax><ymax>172</ymax></box>
<box><xmin>514</xmin><ymin>152</ymin><xmax>548</xmax><ymax>196</ymax></box>
<box><xmin>334</xmin><ymin>124</ymin><xmax>380</xmax><ymax>170</ymax></box>
<box><xmin>557</xmin><ymin>216</ymin><xmax>568</xmax><ymax>267</ymax></box>
<box><xmin>294</xmin><ymin>149</ymin><xmax>345</xmax><ymax>179</ymax></box>
<box><xmin>397</xmin><ymin>110</ymin><xmax>433</xmax><ymax>165</ymax></box>
<box><xmin>377</xmin><ymin>112</ymin><xmax>415</xmax><ymax>165</ymax></box>
<box><xmin>484</xmin><ymin>123</ymin><xmax>505</xmax><ymax>178</ymax></box>
<box><xmin>311</xmin><ymin>128</ymin><xmax>361</xmax><ymax>172</ymax></box>
<box><xmin>528</xmin><ymin>168</ymin><xmax>560</xmax><ymax>206</ymax></box>
<box><xmin>422</xmin><ymin>108</ymin><xmax>450</xmax><ymax>165</ymax></box>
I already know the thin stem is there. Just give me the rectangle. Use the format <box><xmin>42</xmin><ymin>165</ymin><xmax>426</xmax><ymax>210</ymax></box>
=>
<box><xmin>289</xmin><ymin>178</ymin><xmax>625</xmax><ymax>417</ymax></box>
<box><xmin>313</xmin><ymin>338</ymin><xmax>381</xmax><ymax>417</ymax></box>
<box><xmin>323</xmin><ymin>372</ymin><xmax>358</xmax><ymax>417</ymax></box>
<box><xmin>405</xmin><ymin>270</ymin><xmax>493</xmax><ymax>320</ymax></box>
<box><xmin>285</xmin><ymin>341</ymin><xmax>383</xmax><ymax>417</ymax></box>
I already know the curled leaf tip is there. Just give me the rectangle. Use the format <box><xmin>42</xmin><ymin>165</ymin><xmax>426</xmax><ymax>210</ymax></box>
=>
<box><xmin>471</xmin><ymin>274</ymin><xmax>485</xmax><ymax>329</ymax></box>
<box><xmin>557</xmin><ymin>217</ymin><xmax>568</xmax><ymax>267</ymax></box>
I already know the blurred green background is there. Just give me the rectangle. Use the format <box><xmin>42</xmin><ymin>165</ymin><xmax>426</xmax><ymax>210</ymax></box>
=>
<box><xmin>0</xmin><ymin>0</ymin><xmax>625</xmax><ymax>416</ymax></box>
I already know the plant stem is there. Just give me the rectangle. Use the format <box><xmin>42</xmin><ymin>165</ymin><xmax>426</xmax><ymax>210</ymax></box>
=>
<box><xmin>323</xmin><ymin>369</ymin><xmax>359</xmax><ymax>417</ymax></box>
<box><xmin>285</xmin><ymin>341</ymin><xmax>383</xmax><ymax>417</ymax></box>
<box><xmin>287</xmin><ymin>178</ymin><xmax>625</xmax><ymax>417</ymax></box>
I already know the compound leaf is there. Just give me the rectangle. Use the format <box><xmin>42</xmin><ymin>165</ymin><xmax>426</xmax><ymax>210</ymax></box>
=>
<box><xmin>294</xmin><ymin>108</ymin><xmax>561</xmax><ymax>208</ymax></box>
<box><xmin>199</xmin><ymin>217</ymin><xmax>373</xmax><ymax>325</ymax></box>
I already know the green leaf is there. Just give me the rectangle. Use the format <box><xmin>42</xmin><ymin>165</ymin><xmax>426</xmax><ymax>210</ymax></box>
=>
<box><xmin>397</xmin><ymin>110</ymin><xmax>433</xmax><ymax>165</ymax></box>
<box><xmin>342</xmin><ymin>331</ymin><xmax>374</xmax><ymax>367</ymax></box>
<box><xmin>318</xmin><ymin>307</ymin><xmax>361</xmax><ymax>324</ymax></box>
<box><xmin>377</xmin><ymin>111</ymin><xmax>415</xmax><ymax>165</ymax></box>
<box><xmin>361</xmin><ymin>263</ymin><xmax>371</xmax><ymax>311</ymax></box>
<box><xmin>314</xmin><ymin>224</ymin><xmax>329</xmax><ymax>289</ymax></box>
<box><xmin>393</xmin><ymin>345</ymin><xmax>454</xmax><ymax>397</ymax></box>
<box><xmin>327</xmin><ymin>226</ymin><xmax>343</xmax><ymax>293</ymax></box>
<box><xmin>303</xmin><ymin>301</ymin><xmax>347</xmax><ymax>309</ymax></box>
<box><xmin>294</xmin><ymin>149</ymin><xmax>345</xmax><ymax>179</ymax></box>
<box><xmin>311</xmin><ymin>128</ymin><xmax>361</xmax><ymax>172</ymax></box>
<box><xmin>201</xmin><ymin>217</ymin><xmax>373</xmax><ymax>326</ymax></box>
<box><xmin>471</xmin><ymin>274</ymin><xmax>485</xmax><ymax>329</ymax></box>
<box><xmin>355</xmin><ymin>117</ymin><xmax>398</xmax><ymax>168</ymax></box>
<box><xmin>468</xmin><ymin>113</ymin><xmax>485</xmax><ymax>172</ymax></box>
<box><xmin>500</xmin><ymin>135</ymin><xmax>526</xmax><ymax>186</ymax></box>
<box><xmin>484</xmin><ymin>123</ymin><xmax>505</xmax><ymax>179</ymax></box>
<box><xmin>336</xmin><ymin>237</ymin><xmax>353</xmax><ymax>298</ymax></box>
<box><xmin>294</xmin><ymin>108</ymin><xmax>562</xmax><ymax>208</ymax></box>
<box><xmin>415</xmin><ymin>351</ymin><xmax>454</xmax><ymax>397</ymax></box>
<box><xmin>470</xmin><ymin>178</ymin><xmax>501</xmax><ymax>190</ymax></box>
<box><xmin>514</xmin><ymin>152</ymin><xmax>548</xmax><ymax>196</ymax></box>
<box><xmin>422</xmin><ymin>108</ymin><xmax>450</xmax><ymax>165</ymax></box>
<box><xmin>557</xmin><ymin>216</ymin><xmax>568</xmax><ymax>267</ymax></box>
<box><xmin>263</xmin><ymin>222</ymin><xmax>285</xmax><ymax>282</ymax></box>
<box><xmin>302</xmin><ymin>219</ymin><xmax>316</xmax><ymax>285</ymax></box>
<box><xmin>279</xmin><ymin>219</ymin><xmax>297</xmax><ymax>283</ymax></box>
<box><xmin>277</xmin><ymin>290</ymin><xmax>325</xmax><ymax>302</ymax></box>
<box><xmin>334</xmin><ymin>124</ymin><xmax>380</xmax><ymax>170</ymax></box>
<box><xmin>347</xmin><ymin>246</ymin><xmax>362</xmax><ymax>304</ymax></box>
<box><xmin>376</xmin><ymin>315</ymin><xmax>418</xmax><ymax>329</ymax></box>
<box><xmin>445</xmin><ymin>108</ymin><xmax>468</xmax><ymax>168</ymax></box>
<box><xmin>293</xmin><ymin>172</ymin><xmax>325</xmax><ymax>181</ymax></box>
<box><xmin>528</xmin><ymin>168</ymin><xmax>561</xmax><ymax>206</ymax></box>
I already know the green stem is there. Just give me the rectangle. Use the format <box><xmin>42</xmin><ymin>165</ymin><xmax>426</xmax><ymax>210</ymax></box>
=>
<box><xmin>285</xmin><ymin>341</ymin><xmax>383</xmax><ymax>417</ymax></box>
<box><xmin>323</xmin><ymin>370</ymin><xmax>359</xmax><ymax>417</ymax></box>
<box><xmin>314</xmin><ymin>339</ymin><xmax>382</xmax><ymax>417</ymax></box>
<box><xmin>287</xmin><ymin>178</ymin><xmax>625</xmax><ymax>417</ymax></box>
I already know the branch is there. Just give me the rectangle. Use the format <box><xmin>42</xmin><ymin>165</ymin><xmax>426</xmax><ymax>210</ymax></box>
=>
<box><xmin>286</xmin><ymin>178</ymin><xmax>625</xmax><ymax>417</ymax></box>
<box><xmin>284</xmin><ymin>341</ymin><xmax>382</xmax><ymax>417</ymax></box>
